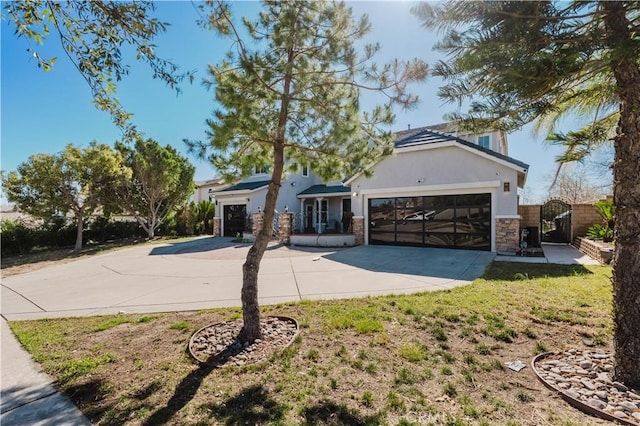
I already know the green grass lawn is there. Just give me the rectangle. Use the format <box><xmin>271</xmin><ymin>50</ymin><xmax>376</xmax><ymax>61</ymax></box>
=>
<box><xmin>10</xmin><ymin>262</ymin><xmax>613</xmax><ymax>425</ymax></box>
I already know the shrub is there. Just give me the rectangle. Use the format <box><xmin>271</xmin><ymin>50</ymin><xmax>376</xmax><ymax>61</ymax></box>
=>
<box><xmin>586</xmin><ymin>224</ymin><xmax>614</xmax><ymax>242</ymax></box>
<box><xmin>88</xmin><ymin>216</ymin><xmax>111</xmax><ymax>243</ymax></box>
<box><xmin>87</xmin><ymin>217</ymin><xmax>146</xmax><ymax>242</ymax></box>
<box><xmin>174</xmin><ymin>205</ymin><xmax>195</xmax><ymax>236</ymax></box>
<box><xmin>35</xmin><ymin>216</ymin><xmax>77</xmax><ymax>248</ymax></box>
<box><xmin>1</xmin><ymin>219</ymin><xmax>35</xmax><ymax>256</ymax></box>
<box><xmin>586</xmin><ymin>199</ymin><xmax>615</xmax><ymax>242</ymax></box>
<box><xmin>593</xmin><ymin>199</ymin><xmax>615</xmax><ymax>228</ymax></box>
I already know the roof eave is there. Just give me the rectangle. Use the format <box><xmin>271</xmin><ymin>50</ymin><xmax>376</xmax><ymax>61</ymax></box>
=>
<box><xmin>215</xmin><ymin>185</ymin><xmax>269</xmax><ymax>196</ymax></box>
<box><xmin>297</xmin><ymin>191</ymin><xmax>351</xmax><ymax>199</ymax></box>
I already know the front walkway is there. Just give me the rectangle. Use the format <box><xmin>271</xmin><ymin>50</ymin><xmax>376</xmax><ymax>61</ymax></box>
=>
<box><xmin>494</xmin><ymin>242</ymin><xmax>601</xmax><ymax>265</ymax></box>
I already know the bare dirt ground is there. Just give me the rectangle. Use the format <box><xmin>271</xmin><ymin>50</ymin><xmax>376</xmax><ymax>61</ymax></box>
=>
<box><xmin>1</xmin><ymin>239</ymin><xmax>146</xmax><ymax>278</ymax></box>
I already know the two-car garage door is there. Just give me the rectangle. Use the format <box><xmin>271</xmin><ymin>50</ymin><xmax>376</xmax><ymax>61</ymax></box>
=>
<box><xmin>368</xmin><ymin>193</ymin><xmax>491</xmax><ymax>251</ymax></box>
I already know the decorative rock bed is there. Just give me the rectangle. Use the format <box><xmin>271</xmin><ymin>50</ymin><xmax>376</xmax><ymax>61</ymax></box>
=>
<box><xmin>533</xmin><ymin>349</ymin><xmax>640</xmax><ymax>425</ymax></box>
<box><xmin>188</xmin><ymin>316</ymin><xmax>299</xmax><ymax>367</ymax></box>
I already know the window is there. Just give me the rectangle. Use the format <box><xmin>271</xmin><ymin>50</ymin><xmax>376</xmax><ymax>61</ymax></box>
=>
<box><xmin>478</xmin><ymin>135</ymin><xmax>490</xmax><ymax>149</ymax></box>
<box><xmin>302</xmin><ymin>163</ymin><xmax>309</xmax><ymax>177</ymax></box>
<box><xmin>254</xmin><ymin>165</ymin><xmax>270</xmax><ymax>175</ymax></box>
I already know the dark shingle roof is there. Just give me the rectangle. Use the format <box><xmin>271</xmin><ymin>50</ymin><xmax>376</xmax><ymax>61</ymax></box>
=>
<box><xmin>219</xmin><ymin>180</ymin><xmax>270</xmax><ymax>192</ymax></box>
<box><xmin>297</xmin><ymin>184</ymin><xmax>351</xmax><ymax>197</ymax></box>
<box><xmin>393</xmin><ymin>122</ymin><xmax>457</xmax><ymax>141</ymax></box>
<box><xmin>394</xmin><ymin>128</ymin><xmax>529</xmax><ymax>171</ymax></box>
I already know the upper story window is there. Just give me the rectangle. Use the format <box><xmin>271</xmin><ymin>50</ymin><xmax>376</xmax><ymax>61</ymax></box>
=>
<box><xmin>302</xmin><ymin>163</ymin><xmax>309</xmax><ymax>177</ymax></box>
<box><xmin>478</xmin><ymin>135</ymin><xmax>490</xmax><ymax>149</ymax></box>
<box><xmin>254</xmin><ymin>165</ymin><xmax>270</xmax><ymax>175</ymax></box>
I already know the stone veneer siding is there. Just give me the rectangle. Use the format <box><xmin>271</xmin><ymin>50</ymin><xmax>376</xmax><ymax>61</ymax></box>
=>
<box><xmin>278</xmin><ymin>212</ymin><xmax>294</xmax><ymax>245</ymax></box>
<box><xmin>495</xmin><ymin>217</ymin><xmax>520</xmax><ymax>254</ymax></box>
<box><xmin>252</xmin><ymin>212</ymin><xmax>264</xmax><ymax>238</ymax></box>
<box><xmin>213</xmin><ymin>217</ymin><xmax>221</xmax><ymax>237</ymax></box>
<box><xmin>352</xmin><ymin>216</ymin><xmax>365</xmax><ymax>246</ymax></box>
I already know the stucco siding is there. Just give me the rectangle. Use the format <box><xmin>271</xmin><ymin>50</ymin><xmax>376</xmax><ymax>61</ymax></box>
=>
<box><xmin>350</xmin><ymin>145</ymin><xmax>520</xmax><ymax>217</ymax></box>
<box><xmin>213</xmin><ymin>169</ymin><xmax>327</xmax><ymax>229</ymax></box>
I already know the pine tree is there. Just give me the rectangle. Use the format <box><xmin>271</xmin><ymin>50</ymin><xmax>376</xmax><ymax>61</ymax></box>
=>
<box><xmin>413</xmin><ymin>0</ymin><xmax>640</xmax><ymax>387</ymax></box>
<box><xmin>190</xmin><ymin>0</ymin><xmax>427</xmax><ymax>342</ymax></box>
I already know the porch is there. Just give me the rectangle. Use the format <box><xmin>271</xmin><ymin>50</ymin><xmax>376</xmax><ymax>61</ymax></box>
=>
<box><xmin>296</xmin><ymin>184</ymin><xmax>353</xmax><ymax>235</ymax></box>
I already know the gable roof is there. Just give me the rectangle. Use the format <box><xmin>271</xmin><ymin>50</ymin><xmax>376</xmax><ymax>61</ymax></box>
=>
<box><xmin>395</xmin><ymin>128</ymin><xmax>529</xmax><ymax>170</ymax></box>
<box><xmin>195</xmin><ymin>177</ymin><xmax>226</xmax><ymax>188</ymax></box>
<box><xmin>344</xmin><ymin>126</ymin><xmax>529</xmax><ymax>186</ymax></box>
<box><xmin>392</xmin><ymin>122</ymin><xmax>458</xmax><ymax>141</ymax></box>
<box><xmin>297</xmin><ymin>184</ymin><xmax>351</xmax><ymax>198</ymax></box>
<box><xmin>218</xmin><ymin>180</ymin><xmax>270</xmax><ymax>193</ymax></box>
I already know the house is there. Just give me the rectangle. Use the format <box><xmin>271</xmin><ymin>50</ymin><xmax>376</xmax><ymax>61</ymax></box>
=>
<box><xmin>212</xmin><ymin>162</ymin><xmax>350</xmax><ymax>238</ymax></box>
<box><xmin>211</xmin><ymin>122</ymin><xmax>529</xmax><ymax>253</ymax></box>
<box><xmin>191</xmin><ymin>177</ymin><xmax>228</xmax><ymax>204</ymax></box>
<box><xmin>348</xmin><ymin>125</ymin><xmax>528</xmax><ymax>253</ymax></box>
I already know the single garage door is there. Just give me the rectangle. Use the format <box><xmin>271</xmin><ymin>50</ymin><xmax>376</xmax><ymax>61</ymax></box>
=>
<box><xmin>368</xmin><ymin>193</ymin><xmax>491</xmax><ymax>251</ymax></box>
<box><xmin>223</xmin><ymin>204</ymin><xmax>247</xmax><ymax>237</ymax></box>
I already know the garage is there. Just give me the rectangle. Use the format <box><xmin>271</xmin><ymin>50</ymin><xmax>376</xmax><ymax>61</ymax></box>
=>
<box><xmin>223</xmin><ymin>204</ymin><xmax>247</xmax><ymax>237</ymax></box>
<box><xmin>368</xmin><ymin>193</ymin><xmax>491</xmax><ymax>250</ymax></box>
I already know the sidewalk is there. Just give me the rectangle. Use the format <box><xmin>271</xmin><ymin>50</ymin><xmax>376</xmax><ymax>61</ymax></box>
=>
<box><xmin>0</xmin><ymin>319</ymin><xmax>90</xmax><ymax>425</ymax></box>
<box><xmin>494</xmin><ymin>243</ymin><xmax>601</xmax><ymax>265</ymax></box>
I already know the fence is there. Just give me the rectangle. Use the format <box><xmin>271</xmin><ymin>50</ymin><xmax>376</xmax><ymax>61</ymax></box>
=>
<box><xmin>518</xmin><ymin>199</ymin><xmax>608</xmax><ymax>243</ymax></box>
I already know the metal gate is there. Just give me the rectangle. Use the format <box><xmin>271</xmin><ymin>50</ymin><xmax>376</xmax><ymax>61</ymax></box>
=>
<box><xmin>540</xmin><ymin>199</ymin><xmax>572</xmax><ymax>243</ymax></box>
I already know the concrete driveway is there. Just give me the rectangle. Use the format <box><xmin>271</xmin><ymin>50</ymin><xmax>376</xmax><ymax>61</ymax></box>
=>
<box><xmin>1</xmin><ymin>237</ymin><xmax>495</xmax><ymax>321</ymax></box>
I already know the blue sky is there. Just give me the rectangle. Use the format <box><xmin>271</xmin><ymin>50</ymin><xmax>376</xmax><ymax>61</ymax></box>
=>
<box><xmin>2</xmin><ymin>1</ymin><xmax>568</xmax><ymax>203</ymax></box>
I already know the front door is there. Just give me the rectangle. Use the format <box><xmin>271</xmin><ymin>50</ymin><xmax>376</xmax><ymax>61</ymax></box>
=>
<box><xmin>223</xmin><ymin>204</ymin><xmax>247</xmax><ymax>237</ymax></box>
<box><xmin>318</xmin><ymin>200</ymin><xmax>328</xmax><ymax>229</ymax></box>
<box><xmin>342</xmin><ymin>198</ymin><xmax>352</xmax><ymax>232</ymax></box>
<box><xmin>305</xmin><ymin>204</ymin><xmax>314</xmax><ymax>233</ymax></box>
<box><xmin>342</xmin><ymin>198</ymin><xmax>351</xmax><ymax>213</ymax></box>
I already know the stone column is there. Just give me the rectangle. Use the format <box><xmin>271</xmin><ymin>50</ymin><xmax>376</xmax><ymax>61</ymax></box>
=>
<box><xmin>278</xmin><ymin>212</ymin><xmax>294</xmax><ymax>245</ymax></box>
<box><xmin>495</xmin><ymin>217</ymin><xmax>520</xmax><ymax>254</ymax></box>
<box><xmin>213</xmin><ymin>217</ymin><xmax>221</xmax><ymax>237</ymax></box>
<box><xmin>252</xmin><ymin>212</ymin><xmax>264</xmax><ymax>238</ymax></box>
<box><xmin>352</xmin><ymin>216</ymin><xmax>365</xmax><ymax>245</ymax></box>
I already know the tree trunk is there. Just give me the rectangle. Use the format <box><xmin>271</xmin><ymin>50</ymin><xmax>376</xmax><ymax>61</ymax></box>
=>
<box><xmin>74</xmin><ymin>208</ymin><xmax>84</xmax><ymax>251</ymax></box>
<box><xmin>147</xmin><ymin>219</ymin><xmax>155</xmax><ymax>238</ymax></box>
<box><xmin>239</xmin><ymin>162</ymin><xmax>284</xmax><ymax>343</ymax></box>
<box><xmin>148</xmin><ymin>208</ymin><xmax>157</xmax><ymax>238</ymax></box>
<box><xmin>603</xmin><ymin>1</ymin><xmax>640</xmax><ymax>388</ymax></box>
<box><xmin>239</xmin><ymin>46</ymin><xmax>294</xmax><ymax>343</ymax></box>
